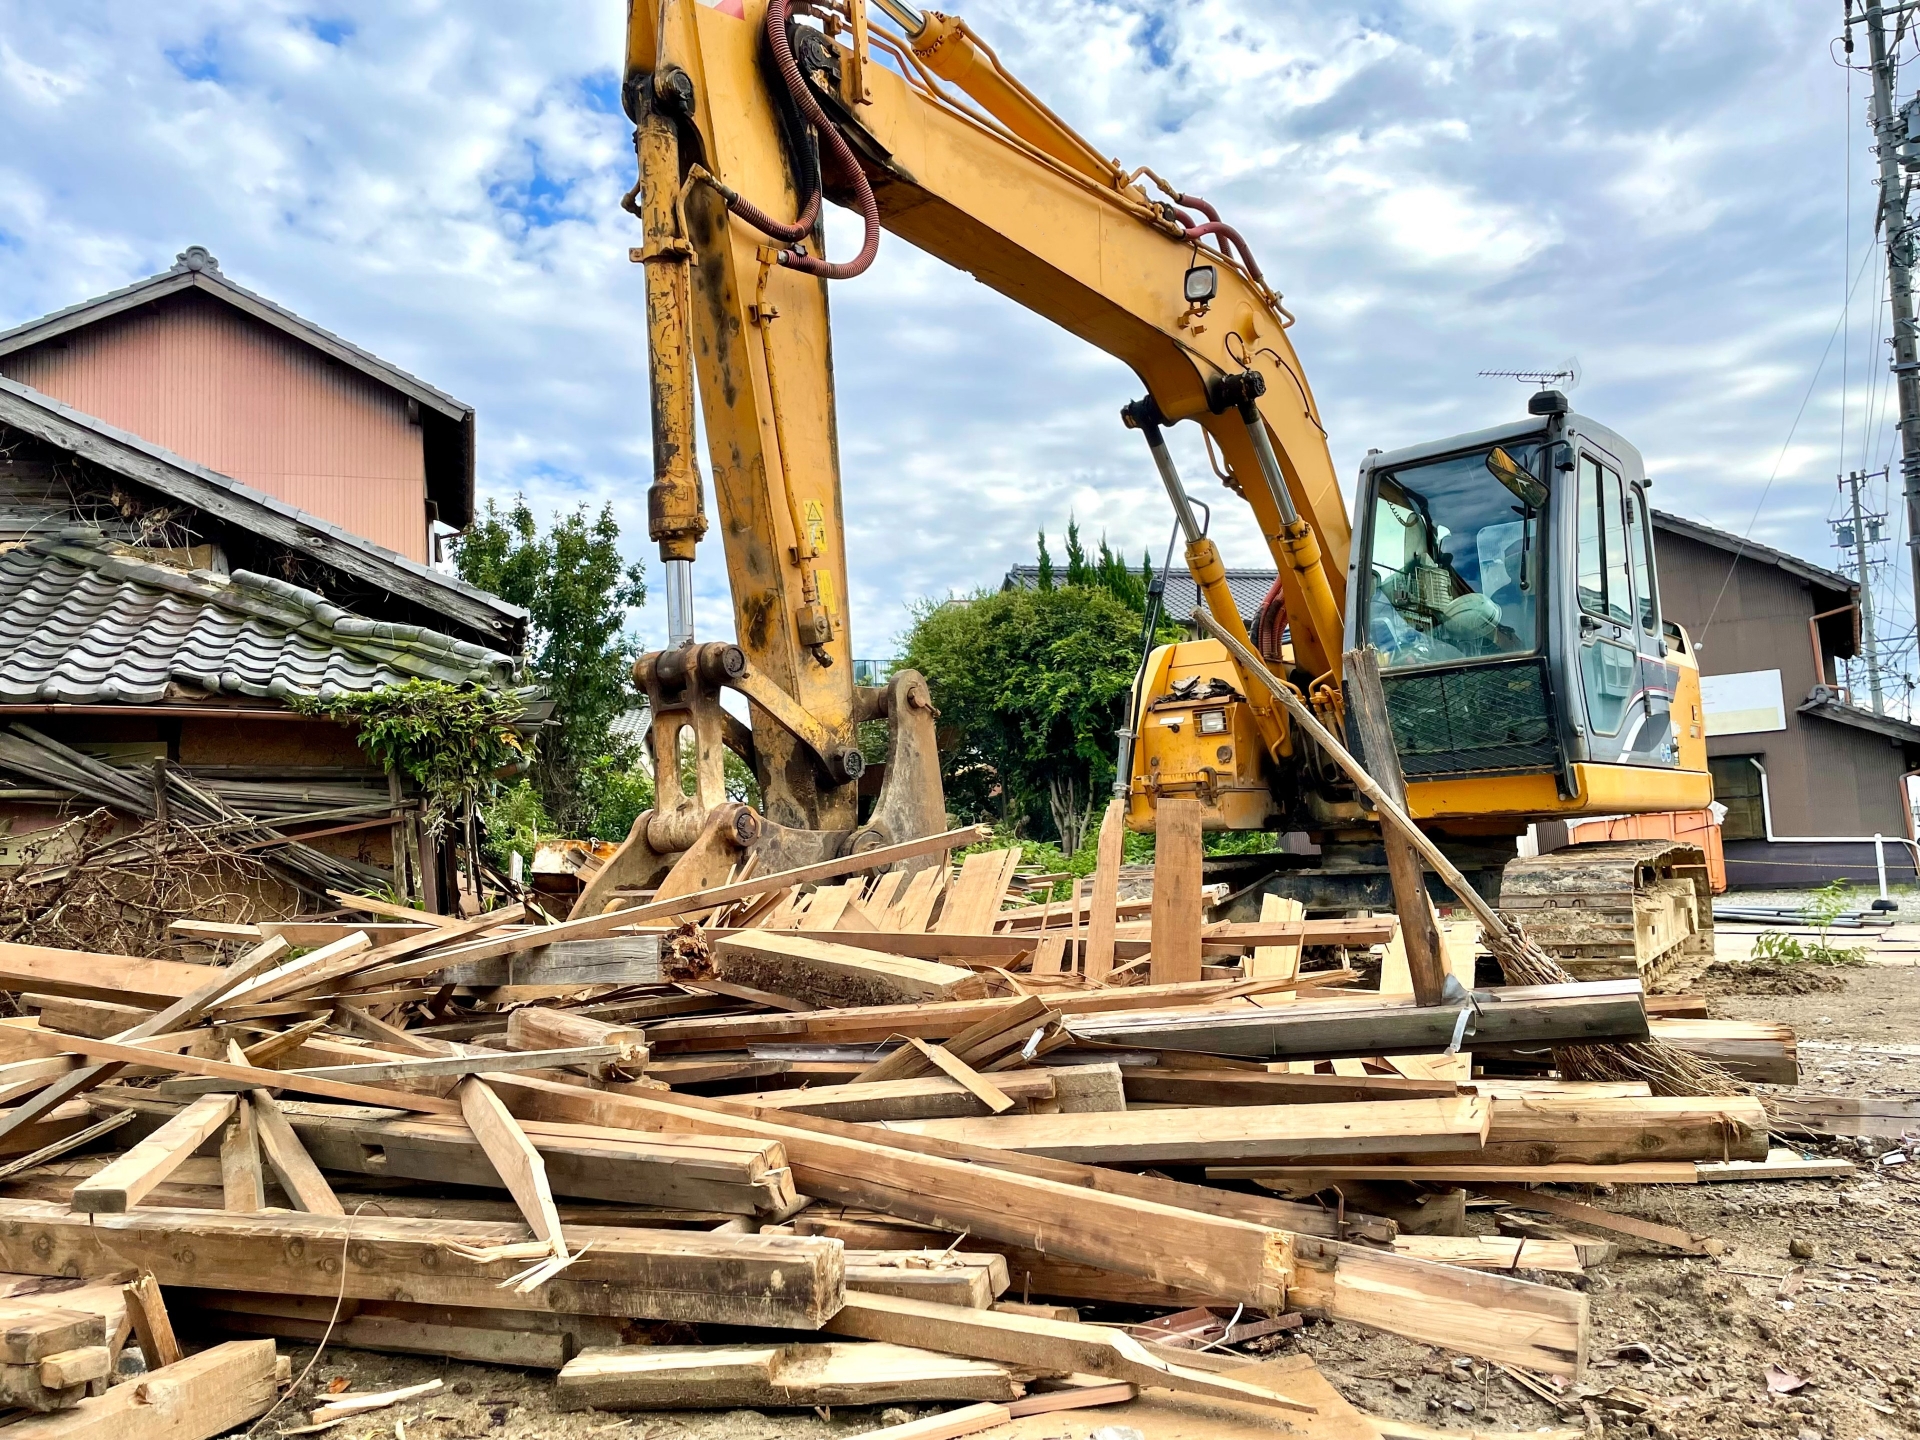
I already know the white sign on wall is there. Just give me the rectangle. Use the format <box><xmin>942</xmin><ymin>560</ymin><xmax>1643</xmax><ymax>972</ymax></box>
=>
<box><xmin>1699</xmin><ymin>668</ymin><xmax>1787</xmax><ymax>736</ymax></box>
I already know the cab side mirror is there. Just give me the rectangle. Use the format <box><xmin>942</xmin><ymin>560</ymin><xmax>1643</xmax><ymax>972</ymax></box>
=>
<box><xmin>1485</xmin><ymin>446</ymin><xmax>1549</xmax><ymax>509</ymax></box>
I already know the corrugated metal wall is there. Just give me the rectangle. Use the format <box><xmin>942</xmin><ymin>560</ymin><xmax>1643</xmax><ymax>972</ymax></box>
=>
<box><xmin>4</xmin><ymin>292</ymin><xmax>429</xmax><ymax>561</ymax></box>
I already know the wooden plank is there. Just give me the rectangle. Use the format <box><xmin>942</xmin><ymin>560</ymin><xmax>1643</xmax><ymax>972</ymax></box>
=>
<box><xmin>1695</xmin><ymin>1149</ymin><xmax>1856</xmax><ymax>1182</ymax></box>
<box><xmin>886</xmin><ymin>1097</ymin><xmax>1491</xmax><ymax>1165</ymax></box>
<box><xmin>218</xmin><ymin>1098</ymin><xmax>265</xmax><ymax>1213</ymax></box>
<box><xmin>734</xmin><ymin>1072</ymin><xmax>1056</xmax><ymax>1122</ymax></box>
<box><xmin>122</xmin><ymin>1275</ymin><xmax>181</xmax><ymax>1369</ymax></box>
<box><xmin>1084</xmin><ymin>799</ymin><xmax>1124</xmax><ymax>983</ymax></box>
<box><xmin>0</xmin><ymin>946</ymin><xmax>220</xmax><ymax>1008</ymax></box>
<box><xmin>489</xmin><ymin>1075</ymin><xmax>1297</xmax><ymax>1309</ymax></box>
<box><xmin>216</xmin><ymin>932</ymin><xmax>371</xmax><ymax>1005</ymax></box>
<box><xmin>484</xmin><ymin>1082</ymin><xmax>1589</xmax><ymax>1377</ymax></box>
<box><xmin>0</xmin><ymin>936</ymin><xmax>296</xmax><ymax>1148</ymax></box>
<box><xmin>1287</xmin><ymin>1233</ymin><xmax>1588</xmax><ymax>1376</ymax></box>
<box><xmin>269</xmin><ymin>904</ymin><xmax>528</xmax><ymax>998</ymax></box>
<box><xmin>1121</xmin><ymin>1068</ymin><xmax>1459</xmax><ymax>1107</ymax></box>
<box><xmin>906</xmin><ymin>1039</ymin><xmax>1015</xmax><ymax>1115</ymax></box>
<box><xmin>1148</xmin><ymin>799</ymin><xmax>1203</xmax><ymax>985</ymax></box>
<box><xmin>887</xmin><ymin>866</ymin><xmax>947</xmax><ymax>934</ymax></box>
<box><xmin>459</xmin><ymin>1078</ymin><xmax>567</xmax><ymax>1258</ymax></box>
<box><xmin>796</xmin><ymin>881</ymin><xmax>860</xmax><ymax>931</ymax></box>
<box><xmin>0</xmin><ymin>1200</ymin><xmax>844</xmax><ymax>1328</ymax></box>
<box><xmin>12</xmin><ymin>1031</ymin><xmax>461</xmax><ymax>1116</ymax></box>
<box><xmin>327</xmin><ymin>890</ymin><xmax>469</xmax><ymax>928</ymax></box>
<box><xmin>852</xmin><ymin>996</ymin><xmax>1051</xmax><ymax>1086</ymax></box>
<box><xmin>24</xmin><ymin>998</ymin><xmax>156</xmax><ymax>1040</ymax></box>
<box><xmin>1213</xmin><ymin>1161</ymin><xmax>1699</xmax><ymax>1185</ymax></box>
<box><xmin>1345</xmin><ymin>647</ymin><xmax>1445</xmax><ymax>1004</ymax></box>
<box><xmin>928</xmin><ymin>851</ymin><xmax>1011</xmax><ymax>935</ymax></box>
<box><xmin>840</xmin><ymin>1401</ymin><xmax>1013</xmax><ymax>1440</ymax></box>
<box><xmin>823</xmin><ymin>1293</ymin><xmax>1311</xmax><ymax>1411</ymax></box>
<box><xmin>503</xmin><ymin>826</ymin><xmax>994</xmax><ymax>963</ymax></box>
<box><xmin>1245</xmin><ymin>894</ymin><xmax>1304</xmax><ymax>1009</ymax></box>
<box><xmin>716</xmin><ymin>932</ymin><xmax>987</xmax><ymax>1008</ymax></box>
<box><xmin>0</xmin><ymin>1338</ymin><xmax>278</xmax><ymax>1440</ymax></box>
<box><xmin>171</xmin><ymin>1292</ymin><xmax>630</xmax><ymax>1369</ymax></box>
<box><xmin>1475</xmin><ymin>1183</ymin><xmax>1724</xmax><ymax>1256</ymax></box>
<box><xmin>504</xmin><ymin>1008</ymin><xmax>647</xmax><ymax>1065</ymax></box>
<box><xmin>1391</xmin><ymin>1235</ymin><xmax>1588</xmax><ymax>1274</ymax></box>
<box><xmin>846</xmin><ymin>1251</ymin><xmax>1007</xmax><ymax>1308</ymax></box>
<box><xmin>645</xmin><ymin>973</ymin><xmax>1356</xmax><ymax>1053</ymax></box>
<box><xmin>159</xmin><ymin>1044</ymin><xmax>624</xmax><ymax>1094</ymax></box>
<box><xmin>557</xmin><ymin>1342</ymin><xmax>1022</xmax><ymax>1411</ymax></box>
<box><xmin>247</xmin><ymin>1088</ymin><xmax>344</xmax><ymax>1216</ymax></box>
<box><xmin>71</xmin><ymin>1096</ymin><xmax>236</xmax><ymax>1214</ymax></box>
<box><xmin>1062</xmin><ymin>978</ymin><xmax>1650</xmax><ymax>1059</ymax></box>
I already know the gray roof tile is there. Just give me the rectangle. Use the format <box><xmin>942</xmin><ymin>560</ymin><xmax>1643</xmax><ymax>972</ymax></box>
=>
<box><xmin>0</xmin><ymin>527</ymin><xmax>530</xmax><ymax>707</ymax></box>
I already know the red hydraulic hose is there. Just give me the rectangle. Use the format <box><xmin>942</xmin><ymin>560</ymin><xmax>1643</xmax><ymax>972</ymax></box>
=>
<box><xmin>1172</xmin><ymin>190</ymin><xmax>1265</xmax><ymax>286</ymax></box>
<box><xmin>763</xmin><ymin>0</ymin><xmax>881</xmax><ymax>279</ymax></box>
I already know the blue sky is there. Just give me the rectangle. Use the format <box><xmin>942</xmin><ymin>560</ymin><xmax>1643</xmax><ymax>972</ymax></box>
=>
<box><xmin>0</xmin><ymin>1</ymin><xmax>1906</xmax><ymax>687</ymax></box>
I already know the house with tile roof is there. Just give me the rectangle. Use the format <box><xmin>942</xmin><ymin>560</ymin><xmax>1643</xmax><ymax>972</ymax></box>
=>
<box><xmin>0</xmin><ymin>247</ymin><xmax>472</xmax><ymax>565</ymax></box>
<box><xmin>0</xmin><ymin>365</ymin><xmax>534</xmax><ymax>913</ymax></box>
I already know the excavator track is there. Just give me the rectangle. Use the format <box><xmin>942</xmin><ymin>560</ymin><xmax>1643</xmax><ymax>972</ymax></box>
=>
<box><xmin>1496</xmin><ymin>839</ymin><xmax>1715</xmax><ymax>989</ymax></box>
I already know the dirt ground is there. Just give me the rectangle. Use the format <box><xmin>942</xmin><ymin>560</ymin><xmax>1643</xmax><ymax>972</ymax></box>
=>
<box><xmin>233</xmin><ymin>959</ymin><xmax>1920</xmax><ymax>1440</ymax></box>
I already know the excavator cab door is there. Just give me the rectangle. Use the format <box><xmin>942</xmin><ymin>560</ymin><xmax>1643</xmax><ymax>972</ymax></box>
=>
<box><xmin>1569</xmin><ymin>444</ymin><xmax>1678</xmax><ymax>768</ymax></box>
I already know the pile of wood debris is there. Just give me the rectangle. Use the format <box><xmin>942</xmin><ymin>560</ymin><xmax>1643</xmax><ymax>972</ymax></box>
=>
<box><xmin>0</xmin><ymin>819</ymin><xmax>1841</xmax><ymax>1440</ymax></box>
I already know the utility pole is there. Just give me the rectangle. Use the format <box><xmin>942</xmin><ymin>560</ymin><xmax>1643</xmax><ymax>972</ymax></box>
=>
<box><xmin>1839</xmin><ymin>468</ymin><xmax>1888</xmax><ymax>711</ymax></box>
<box><xmin>1857</xmin><ymin>3</ymin><xmax>1920</xmax><ymax>645</ymax></box>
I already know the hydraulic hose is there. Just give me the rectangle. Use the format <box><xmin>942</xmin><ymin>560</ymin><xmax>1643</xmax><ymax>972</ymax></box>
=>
<box><xmin>764</xmin><ymin>0</ymin><xmax>881</xmax><ymax>280</ymax></box>
<box><xmin>1169</xmin><ymin>189</ymin><xmax>1265</xmax><ymax>286</ymax></box>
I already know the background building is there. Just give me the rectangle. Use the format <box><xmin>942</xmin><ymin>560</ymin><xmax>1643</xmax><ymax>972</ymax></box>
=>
<box><xmin>0</xmin><ymin>247</ymin><xmax>473</xmax><ymax>565</ymax></box>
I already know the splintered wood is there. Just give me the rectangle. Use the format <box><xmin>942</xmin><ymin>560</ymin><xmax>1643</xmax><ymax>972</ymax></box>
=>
<box><xmin>0</xmin><ymin>820</ymin><xmax>1824</xmax><ymax>1424</ymax></box>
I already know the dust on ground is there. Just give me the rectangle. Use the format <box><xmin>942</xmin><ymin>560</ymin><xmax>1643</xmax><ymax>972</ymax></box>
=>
<box><xmin>237</xmin><ymin>966</ymin><xmax>1920</xmax><ymax>1440</ymax></box>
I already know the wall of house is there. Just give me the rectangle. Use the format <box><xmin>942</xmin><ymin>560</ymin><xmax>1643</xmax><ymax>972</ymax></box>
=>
<box><xmin>1655</xmin><ymin>527</ymin><xmax>1909</xmax><ymax>839</ymax></box>
<box><xmin>1</xmin><ymin>291</ymin><xmax>430</xmax><ymax>562</ymax></box>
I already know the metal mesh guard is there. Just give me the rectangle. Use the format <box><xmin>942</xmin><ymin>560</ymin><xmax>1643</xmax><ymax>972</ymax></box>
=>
<box><xmin>1379</xmin><ymin>660</ymin><xmax>1558</xmax><ymax>777</ymax></box>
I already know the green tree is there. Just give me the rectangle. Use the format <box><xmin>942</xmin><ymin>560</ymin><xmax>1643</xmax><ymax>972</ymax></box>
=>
<box><xmin>453</xmin><ymin>496</ymin><xmax>647</xmax><ymax>833</ymax></box>
<box><xmin>901</xmin><ymin>584</ymin><xmax>1163</xmax><ymax>852</ymax></box>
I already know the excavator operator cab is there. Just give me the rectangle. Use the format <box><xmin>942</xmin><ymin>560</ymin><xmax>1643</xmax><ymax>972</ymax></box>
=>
<box><xmin>1347</xmin><ymin>391</ymin><xmax>1693</xmax><ymax>793</ymax></box>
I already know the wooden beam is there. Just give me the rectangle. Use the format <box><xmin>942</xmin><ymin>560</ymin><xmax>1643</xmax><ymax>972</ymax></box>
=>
<box><xmin>715</xmin><ymin>932</ymin><xmax>986</xmax><ymax>1008</ymax></box>
<box><xmin>822</xmin><ymin>1293</ymin><xmax>1311</xmax><ymax>1412</ymax></box>
<box><xmin>164</xmin><ymin>1044</ymin><xmax>625</xmax><ymax>1095</ymax></box>
<box><xmin>885</xmin><ymin>1097</ymin><xmax>1491</xmax><ymax>1165</ymax></box>
<box><xmin>1061</xmin><ymin>979</ymin><xmax>1651</xmax><ymax>1059</ymax></box>
<box><xmin>1148</xmin><ymin>799</ymin><xmax>1203</xmax><ymax>985</ymax></box>
<box><xmin>0</xmin><ymin>945</ymin><xmax>223</xmax><ymax>1007</ymax></box>
<box><xmin>71</xmin><ymin>1096</ymin><xmax>237</xmax><ymax>1214</ymax></box>
<box><xmin>459</xmin><ymin>1079</ymin><xmax>567</xmax><ymax>1259</ymax></box>
<box><xmin>0</xmin><ymin>1200</ymin><xmax>845</xmax><ymax>1328</ymax></box>
<box><xmin>218</xmin><ymin>1098</ymin><xmax>265</xmax><ymax>1213</ymax></box>
<box><xmin>1344</xmin><ymin>648</ymin><xmax>1445</xmax><ymax>1005</ymax></box>
<box><xmin>12</xmin><ymin>1032</ymin><xmax>460</xmax><ymax>1116</ymax></box>
<box><xmin>0</xmin><ymin>1337</ymin><xmax>280</xmax><ymax>1440</ymax></box>
<box><xmin>1120</xmin><ymin>1068</ymin><xmax>1459</xmax><ymax>1107</ymax></box>
<box><xmin>734</xmin><ymin>1072</ymin><xmax>1056</xmax><ymax>1122</ymax></box>
<box><xmin>122</xmin><ymin>1275</ymin><xmax>181</xmax><ymax>1369</ymax></box>
<box><xmin>489</xmin><ymin>1075</ymin><xmax>1295</xmax><ymax>1309</ymax></box>
<box><xmin>99</xmin><ymin>1090</ymin><xmax>799</xmax><ymax>1217</ymax></box>
<box><xmin>1084</xmin><ymin>802</ymin><xmax>1124</xmax><ymax>987</ymax></box>
<box><xmin>246</xmin><ymin>1087</ymin><xmax>344</xmax><ymax>1217</ymax></box>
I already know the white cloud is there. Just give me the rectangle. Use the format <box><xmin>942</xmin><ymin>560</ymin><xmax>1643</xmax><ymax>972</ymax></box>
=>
<box><xmin>0</xmin><ymin>0</ymin><xmax>1896</xmax><ymax>677</ymax></box>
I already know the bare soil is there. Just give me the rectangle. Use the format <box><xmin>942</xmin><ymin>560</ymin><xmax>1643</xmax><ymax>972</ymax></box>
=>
<box><xmin>236</xmin><ymin>964</ymin><xmax>1920</xmax><ymax>1440</ymax></box>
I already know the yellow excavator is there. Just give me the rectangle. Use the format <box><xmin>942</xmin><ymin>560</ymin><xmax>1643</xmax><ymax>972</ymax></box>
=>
<box><xmin>580</xmin><ymin>0</ymin><xmax>1717</xmax><ymax>980</ymax></box>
